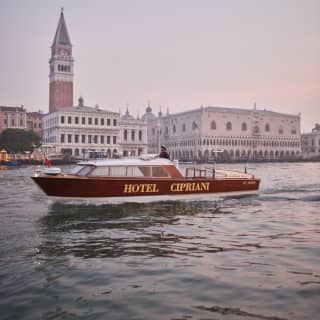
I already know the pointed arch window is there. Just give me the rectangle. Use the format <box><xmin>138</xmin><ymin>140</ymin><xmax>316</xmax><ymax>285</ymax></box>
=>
<box><xmin>182</xmin><ymin>123</ymin><xmax>186</xmax><ymax>132</ymax></box>
<box><xmin>226</xmin><ymin>122</ymin><xmax>232</xmax><ymax>131</ymax></box>
<box><xmin>265</xmin><ymin>123</ymin><xmax>270</xmax><ymax>132</ymax></box>
<box><xmin>173</xmin><ymin>125</ymin><xmax>176</xmax><ymax>133</ymax></box>
<box><xmin>192</xmin><ymin>122</ymin><xmax>198</xmax><ymax>130</ymax></box>
<box><xmin>124</xmin><ymin>129</ymin><xmax>128</xmax><ymax>140</ymax></box>
<box><xmin>211</xmin><ymin>120</ymin><xmax>216</xmax><ymax>130</ymax></box>
<box><xmin>241</xmin><ymin>122</ymin><xmax>247</xmax><ymax>131</ymax></box>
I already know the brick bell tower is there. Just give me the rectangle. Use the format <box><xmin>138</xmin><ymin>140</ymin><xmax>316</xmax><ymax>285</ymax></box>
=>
<box><xmin>49</xmin><ymin>9</ymin><xmax>74</xmax><ymax>113</ymax></box>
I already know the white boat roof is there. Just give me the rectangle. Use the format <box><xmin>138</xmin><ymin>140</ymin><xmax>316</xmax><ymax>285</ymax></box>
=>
<box><xmin>78</xmin><ymin>155</ymin><xmax>174</xmax><ymax>167</ymax></box>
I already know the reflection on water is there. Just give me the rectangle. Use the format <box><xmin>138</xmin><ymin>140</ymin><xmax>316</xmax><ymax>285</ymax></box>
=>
<box><xmin>43</xmin><ymin>200</ymin><xmax>216</xmax><ymax>233</ymax></box>
<box><xmin>37</xmin><ymin>198</ymin><xmax>282</xmax><ymax>264</ymax></box>
<box><xmin>39</xmin><ymin>201</ymin><xmax>224</xmax><ymax>259</ymax></box>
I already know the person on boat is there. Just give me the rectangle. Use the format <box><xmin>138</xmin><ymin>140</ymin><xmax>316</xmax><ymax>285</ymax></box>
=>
<box><xmin>159</xmin><ymin>145</ymin><xmax>170</xmax><ymax>159</ymax></box>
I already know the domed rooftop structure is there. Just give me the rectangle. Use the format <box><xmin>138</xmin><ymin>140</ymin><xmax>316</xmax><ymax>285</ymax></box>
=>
<box><xmin>146</xmin><ymin>104</ymin><xmax>152</xmax><ymax>113</ymax></box>
<box><xmin>121</xmin><ymin>107</ymin><xmax>135</xmax><ymax>121</ymax></box>
<box><xmin>142</xmin><ymin>102</ymin><xmax>156</xmax><ymax>122</ymax></box>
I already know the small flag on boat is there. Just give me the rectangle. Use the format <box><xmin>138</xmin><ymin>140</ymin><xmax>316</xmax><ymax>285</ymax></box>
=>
<box><xmin>44</xmin><ymin>156</ymin><xmax>51</xmax><ymax>168</ymax></box>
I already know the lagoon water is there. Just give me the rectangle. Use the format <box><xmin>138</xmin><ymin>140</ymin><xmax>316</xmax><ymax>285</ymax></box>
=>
<box><xmin>0</xmin><ymin>162</ymin><xmax>319</xmax><ymax>320</ymax></box>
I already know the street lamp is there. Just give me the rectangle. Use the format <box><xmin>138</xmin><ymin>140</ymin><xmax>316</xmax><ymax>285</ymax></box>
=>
<box><xmin>156</xmin><ymin>119</ymin><xmax>161</xmax><ymax>154</ymax></box>
<box><xmin>195</xmin><ymin>127</ymin><xmax>198</xmax><ymax>162</ymax></box>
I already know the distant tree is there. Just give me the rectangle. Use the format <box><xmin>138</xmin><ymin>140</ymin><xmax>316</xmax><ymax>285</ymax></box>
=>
<box><xmin>0</xmin><ymin>129</ymin><xmax>41</xmax><ymax>153</ymax></box>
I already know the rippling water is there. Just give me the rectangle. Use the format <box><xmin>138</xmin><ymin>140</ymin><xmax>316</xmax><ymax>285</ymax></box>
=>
<box><xmin>0</xmin><ymin>162</ymin><xmax>319</xmax><ymax>320</ymax></box>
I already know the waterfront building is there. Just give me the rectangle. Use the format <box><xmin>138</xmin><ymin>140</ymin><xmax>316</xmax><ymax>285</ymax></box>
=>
<box><xmin>43</xmin><ymin>99</ymin><xmax>148</xmax><ymax>158</ymax></box>
<box><xmin>42</xmin><ymin>11</ymin><xmax>147</xmax><ymax>158</ymax></box>
<box><xmin>0</xmin><ymin>106</ymin><xmax>43</xmax><ymax>138</ymax></box>
<box><xmin>301</xmin><ymin>124</ymin><xmax>320</xmax><ymax>160</ymax></box>
<box><xmin>141</xmin><ymin>102</ymin><xmax>157</xmax><ymax>154</ymax></box>
<box><xmin>143</xmin><ymin>105</ymin><xmax>302</xmax><ymax>161</ymax></box>
<box><xmin>42</xmin><ymin>97</ymin><xmax>120</xmax><ymax>158</ymax></box>
<box><xmin>49</xmin><ymin>9</ymin><xmax>74</xmax><ymax>113</ymax></box>
<box><xmin>119</xmin><ymin>109</ymin><xmax>148</xmax><ymax>156</ymax></box>
<box><xmin>0</xmin><ymin>106</ymin><xmax>27</xmax><ymax>133</ymax></box>
<box><xmin>27</xmin><ymin>111</ymin><xmax>44</xmax><ymax>137</ymax></box>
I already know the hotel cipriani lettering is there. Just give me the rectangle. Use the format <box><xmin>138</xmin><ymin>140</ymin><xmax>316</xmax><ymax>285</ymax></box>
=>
<box><xmin>170</xmin><ymin>182</ymin><xmax>210</xmax><ymax>192</ymax></box>
<box><xmin>123</xmin><ymin>182</ymin><xmax>210</xmax><ymax>193</ymax></box>
<box><xmin>123</xmin><ymin>183</ymin><xmax>159</xmax><ymax>193</ymax></box>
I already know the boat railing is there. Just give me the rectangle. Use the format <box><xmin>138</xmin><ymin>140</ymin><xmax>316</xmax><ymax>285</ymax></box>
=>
<box><xmin>185</xmin><ymin>167</ymin><xmax>254</xmax><ymax>179</ymax></box>
<box><xmin>185</xmin><ymin>167</ymin><xmax>215</xmax><ymax>178</ymax></box>
<box><xmin>214</xmin><ymin>169</ymin><xmax>254</xmax><ymax>179</ymax></box>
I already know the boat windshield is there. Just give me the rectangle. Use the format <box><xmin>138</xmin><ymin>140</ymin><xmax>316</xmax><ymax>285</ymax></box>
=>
<box><xmin>69</xmin><ymin>165</ymin><xmax>93</xmax><ymax>176</ymax></box>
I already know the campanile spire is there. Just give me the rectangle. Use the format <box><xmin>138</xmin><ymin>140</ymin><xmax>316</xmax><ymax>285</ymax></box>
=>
<box><xmin>49</xmin><ymin>10</ymin><xmax>74</xmax><ymax>113</ymax></box>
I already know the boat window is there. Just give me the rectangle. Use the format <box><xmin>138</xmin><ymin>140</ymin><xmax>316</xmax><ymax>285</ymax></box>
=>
<box><xmin>89</xmin><ymin>166</ymin><xmax>149</xmax><ymax>177</ymax></box>
<box><xmin>109</xmin><ymin>166</ymin><xmax>142</xmax><ymax>177</ymax></box>
<box><xmin>90</xmin><ymin>166</ymin><xmax>110</xmax><ymax>176</ymax></box>
<box><xmin>110</xmin><ymin>166</ymin><xmax>127</xmax><ymax>177</ymax></box>
<box><xmin>78</xmin><ymin>166</ymin><xmax>93</xmax><ymax>176</ymax></box>
<box><xmin>152</xmin><ymin>166</ymin><xmax>169</xmax><ymax>177</ymax></box>
<box><xmin>69</xmin><ymin>165</ymin><xmax>84</xmax><ymax>175</ymax></box>
<box><xmin>87</xmin><ymin>166</ymin><xmax>170</xmax><ymax>177</ymax></box>
<box><xmin>138</xmin><ymin>166</ymin><xmax>151</xmax><ymax>177</ymax></box>
<box><xmin>69</xmin><ymin>165</ymin><xmax>93</xmax><ymax>176</ymax></box>
<box><xmin>127</xmin><ymin>167</ymin><xmax>144</xmax><ymax>177</ymax></box>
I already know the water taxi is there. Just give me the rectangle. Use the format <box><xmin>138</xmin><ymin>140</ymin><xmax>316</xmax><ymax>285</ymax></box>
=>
<box><xmin>31</xmin><ymin>156</ymin><xmax>260</xmax><ymax>203</ymax></box>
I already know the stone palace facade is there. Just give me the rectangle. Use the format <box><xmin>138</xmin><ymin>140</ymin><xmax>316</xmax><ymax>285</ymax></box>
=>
<box><xmin>143</xmin><ymin>105</ymin><xmax>302</xmax><ymax>161</ymax></box>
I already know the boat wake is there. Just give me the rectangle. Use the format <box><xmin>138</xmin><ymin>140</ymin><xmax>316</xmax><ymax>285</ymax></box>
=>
<box><xmin>259</xmin><ymin>186</ymin><xmax>320</xmax><ymax>202</ymax></box>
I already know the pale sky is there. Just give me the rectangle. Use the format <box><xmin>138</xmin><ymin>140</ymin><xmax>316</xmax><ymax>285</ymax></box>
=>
<box><xmin>0</xmin><ymin>0</ymin><xmax>319</xmax><ymax>132</ymax></box>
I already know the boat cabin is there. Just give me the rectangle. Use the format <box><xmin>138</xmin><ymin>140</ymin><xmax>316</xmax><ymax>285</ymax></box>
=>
<box><xmin>67</xmin><ymin>158</ymin><xmax>183</xmax><ymax>179</ymax></box>
<box><xmin>62</xmin><ymin>158</ymin><xmax>254</xmax><ymax>180</ymax></box>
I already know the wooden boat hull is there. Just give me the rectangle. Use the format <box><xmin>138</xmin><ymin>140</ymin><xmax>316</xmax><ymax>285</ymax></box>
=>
<box><xmin>32</xmin><ymin>176</ymin><xmax>260</xmax><ymax>200</ymax></box>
